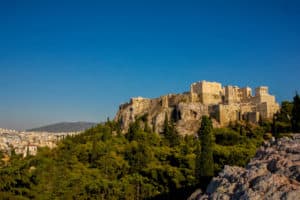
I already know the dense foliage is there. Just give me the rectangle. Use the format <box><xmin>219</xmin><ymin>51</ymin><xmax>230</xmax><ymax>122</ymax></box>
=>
<box><xmin>292</xmin><ymin>93</ymin><xmax>300</xmax><ymax>132</ymax></box>
<box><xmin>272</xmin><ymin>93</ymin><xmax>300</xmax><ymax>135</ymax></box>
<box><xmin>0</xmin><ymin>118</ymin><xmax>266</xmax><ymax>200</ymax></box>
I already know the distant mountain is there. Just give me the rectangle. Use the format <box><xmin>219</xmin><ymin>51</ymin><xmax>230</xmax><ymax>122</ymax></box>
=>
<box><xmin>27</xmin><ymin>122</ymin><xmax>97</xmax><ymax>133</ymax></box>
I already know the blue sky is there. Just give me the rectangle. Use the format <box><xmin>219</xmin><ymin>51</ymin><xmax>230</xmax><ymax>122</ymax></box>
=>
<box><xmin>0</xmin><ymin>0</ymin><xmax>300</xmax><ymax>130</ymax></box>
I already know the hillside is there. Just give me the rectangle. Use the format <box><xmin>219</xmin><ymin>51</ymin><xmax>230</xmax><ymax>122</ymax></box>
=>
<box><xmin>0</xmin><ymin>119</ymin><xmax>265</xmax><ymax>200</ymax></box>
<box><xmin>27</xmin><ymin>122</ymin><xmax>97</xmax><ymax>133</ymax></box>
<box><xmin>1</xmin><ymin>91</ymin><xmax>298</xmax><ymax>199</ymax></box>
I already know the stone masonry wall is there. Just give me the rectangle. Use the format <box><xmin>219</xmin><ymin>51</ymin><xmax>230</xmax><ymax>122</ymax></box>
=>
<box><xmin>115</xmin><ymin>80</ymin><xmax>280</xmax><ymax>135</ymax></box>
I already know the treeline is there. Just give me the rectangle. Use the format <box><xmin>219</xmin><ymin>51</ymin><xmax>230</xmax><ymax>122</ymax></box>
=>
<box><xmin>0</xmin><ymin>114</ymin><xmax>267</xmax><ymax>200</ymax></box>
<box><xmin>269</xmin><ymin>93</ymin><xmax>300</xmax><ymax>136</ymax></box>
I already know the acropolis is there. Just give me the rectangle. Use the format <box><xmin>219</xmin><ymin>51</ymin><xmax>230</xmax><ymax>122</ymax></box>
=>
<box><xmin>115</xmin><ymin>80</ymin><xmax>280</xmax><ymax>135</ymax></box>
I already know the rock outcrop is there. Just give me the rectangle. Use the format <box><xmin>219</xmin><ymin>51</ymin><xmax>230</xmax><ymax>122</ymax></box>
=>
<box><xmin>115</xmin><ymin>81</ymin><xmax>279</xmax><ymax>135</ymax></box>
<box><xmin>189</xmin><ymin>134</ymin><xmax>300</xmax><ymax>200</ymax></box>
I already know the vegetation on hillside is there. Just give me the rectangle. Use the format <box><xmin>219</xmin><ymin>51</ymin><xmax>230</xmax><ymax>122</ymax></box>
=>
<box><xmin>0</xmin><ymin>117</ymin><xmax>266</xmax><ymax>200</ymax></box>
<box><xmin>271</xmin><ymin>93</ymin><xmax>300</xmax><ymax>136</ymax></box>
<box><xmin>1</xmin><ymin>94</ymin><xmax>298</xmax><ymax>199</ymax></box>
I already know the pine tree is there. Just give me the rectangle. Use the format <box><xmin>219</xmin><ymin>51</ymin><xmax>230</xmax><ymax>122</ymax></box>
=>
<box><xmin>163</xmin><ymin>113</ymin><xmax>170</xmax><ymax>134</ymax></box>
<box><xmin>196</xmin><ymin>116</ymin><xmax>214</xmax><ymax>185</ymax></box>
<box><xmin>90</xmin><ymin>133</ymin><xmax>98</xmax><ymax>167</ymax></box>
<box><xmin>126</xmin><ymin>120</ymin><xmax>142</xmax><ymax>141</ymax></box>
<box><xmin>272</xmin><ymin>113</ymin><xmax>278</xmax><ymax>138</ymax></box>
<box><xmin>195</xmin><ymin>141</ymin><xmax>201</xmax><ymax>179</ymax></box>
<box><xmin>278</xmin><ymin>101</ymin><xmax>293</xmax><ymax>123</ymax></box>
<box><xmin>162</xmin><ymin>113</ymin><xmax>180</xmax><ymax>147</ymax></box>
<box><xmin>292</xmin><ymin>93</ymin><xmax>300</xmax><ymax>132</ymax></box>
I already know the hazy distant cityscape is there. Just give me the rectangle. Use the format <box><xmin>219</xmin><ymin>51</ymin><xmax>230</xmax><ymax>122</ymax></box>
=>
<box><xmin>0</xmin><ymin>127</ymin><xmax>81</xmax><ymax>158</ymax></box>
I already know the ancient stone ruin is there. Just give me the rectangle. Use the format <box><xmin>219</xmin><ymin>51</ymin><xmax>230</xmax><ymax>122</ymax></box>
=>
<box><xmin>115</xmin><ymin>81</ymin><xmax>279</xmax><ymax>135</ymax></box>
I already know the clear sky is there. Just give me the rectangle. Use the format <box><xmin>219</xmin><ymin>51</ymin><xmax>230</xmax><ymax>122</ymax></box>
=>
<box><xmin>1</xmin><ymin>0</ymin><xmax>300</xmax><ymax>130</ymax></box>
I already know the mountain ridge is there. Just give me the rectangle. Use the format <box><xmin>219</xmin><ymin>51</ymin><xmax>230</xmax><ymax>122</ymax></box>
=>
<box><xmin>27</xmin><ymin>121</ymin><xmax>97</xmax><ymax>133</ymax></box>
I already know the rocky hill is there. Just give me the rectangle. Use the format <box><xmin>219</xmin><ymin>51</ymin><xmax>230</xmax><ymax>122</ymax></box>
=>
<box><xmin>27</xmin><ymin>122</ymin><xmax>97</xmax><ymax>133</ymax></box>
<box><xmin>115</xmin><ymin>80</ymin><xmax>279</xmax><ymax>135</ymax></box>
<box><xmin>188</xmin><ymin>134</ymin><xmax>300</xmax><ymax>200</ymax></box>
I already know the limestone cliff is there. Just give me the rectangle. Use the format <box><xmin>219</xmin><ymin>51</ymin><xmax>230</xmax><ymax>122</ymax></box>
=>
<box><xmin>188</xmin><ymin>134</ymin><xmax>300</xmax><ymax>200</ymax></box>
<box><xmin>114</xmin><ymin>81</ymin><xmax>279</xmax><ymax>135</ymax></box>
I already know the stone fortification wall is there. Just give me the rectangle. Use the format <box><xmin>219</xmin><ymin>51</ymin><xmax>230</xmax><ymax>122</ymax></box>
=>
<box><xmin>218</xmin><ymin>104</ymin><xmax>240</xmax><ymax>126</ymax></box>
<box><xmin>115</xmin><ymin>80</ymin><xmax>280</xmax><ymax>135</ymax></box>
<box><xmin>239</xmin><ymin>87</ymin><xmax>252</xmax><ymax>100</ymax></box>
<box><xmin>115</xmin><ymin>97</ymin><xmax>159</xmax><ymax>131</ymax></box>
<box><xmin>224</xmin><ymin>86</ymin><xmax>252</xmax><ymax>104</ymax></box>
<box><xmin>191</xmin><ymin>81</ymin><xmax>223</xmax><ymax>104</ymax></box>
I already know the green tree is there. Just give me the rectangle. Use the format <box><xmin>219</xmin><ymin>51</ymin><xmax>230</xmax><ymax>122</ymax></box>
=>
<box><xmin>163</xmin><ymin>113</ymin><xmax>170</xmax><ymax>134</ymax></box>
<box><xmin>272</xmin><ymin>113</ymin><xmax>279</xmax><ymax>138</ymax></box>
<box><xmin>273</xmin><ymin>101</ymin><xmax>293</xmax><ymax>133</ymax></box>
<box><xmin>163</xmin><ymin>113</ymin><xmax>180</xmax><ymax>147</ymax></box>
<box><xmin>277</xmin><ymin>101</ymin><xmax>293</xmax><ymax>123</ymax></box>
<box><xmin>195</xmin><ymin>141</ymin><xmax>201</xmax><ymax>179</ymax></box>
<box><xmin>196</xmin><ymin>116</ymin><xmax>214</xmax><ymax>185</ymax></box>
<box><xmin>292</xmin><ymin>93</ymin><xmax>300</xmax><ymax>132</ymax></box>
<box><xmin>126</xmin><ymin>120</ymin><xmax>142</xmax><ymax>141</ymax></box>
<box><xmin>125</xmin><ymin>141</ymin><xmax>152</xmax><ymax>173</ymax></box>
<box><xmin>90</xmin><ymin>132</ymin><xmax>98</xmax><ymax>167</ymax></box>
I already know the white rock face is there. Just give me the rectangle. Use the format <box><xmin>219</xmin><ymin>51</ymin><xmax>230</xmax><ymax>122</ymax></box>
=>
<box><xmin>189</xmin><ymin>134</ymin><xmax>300</xmax><ymax>200</ymax></box>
